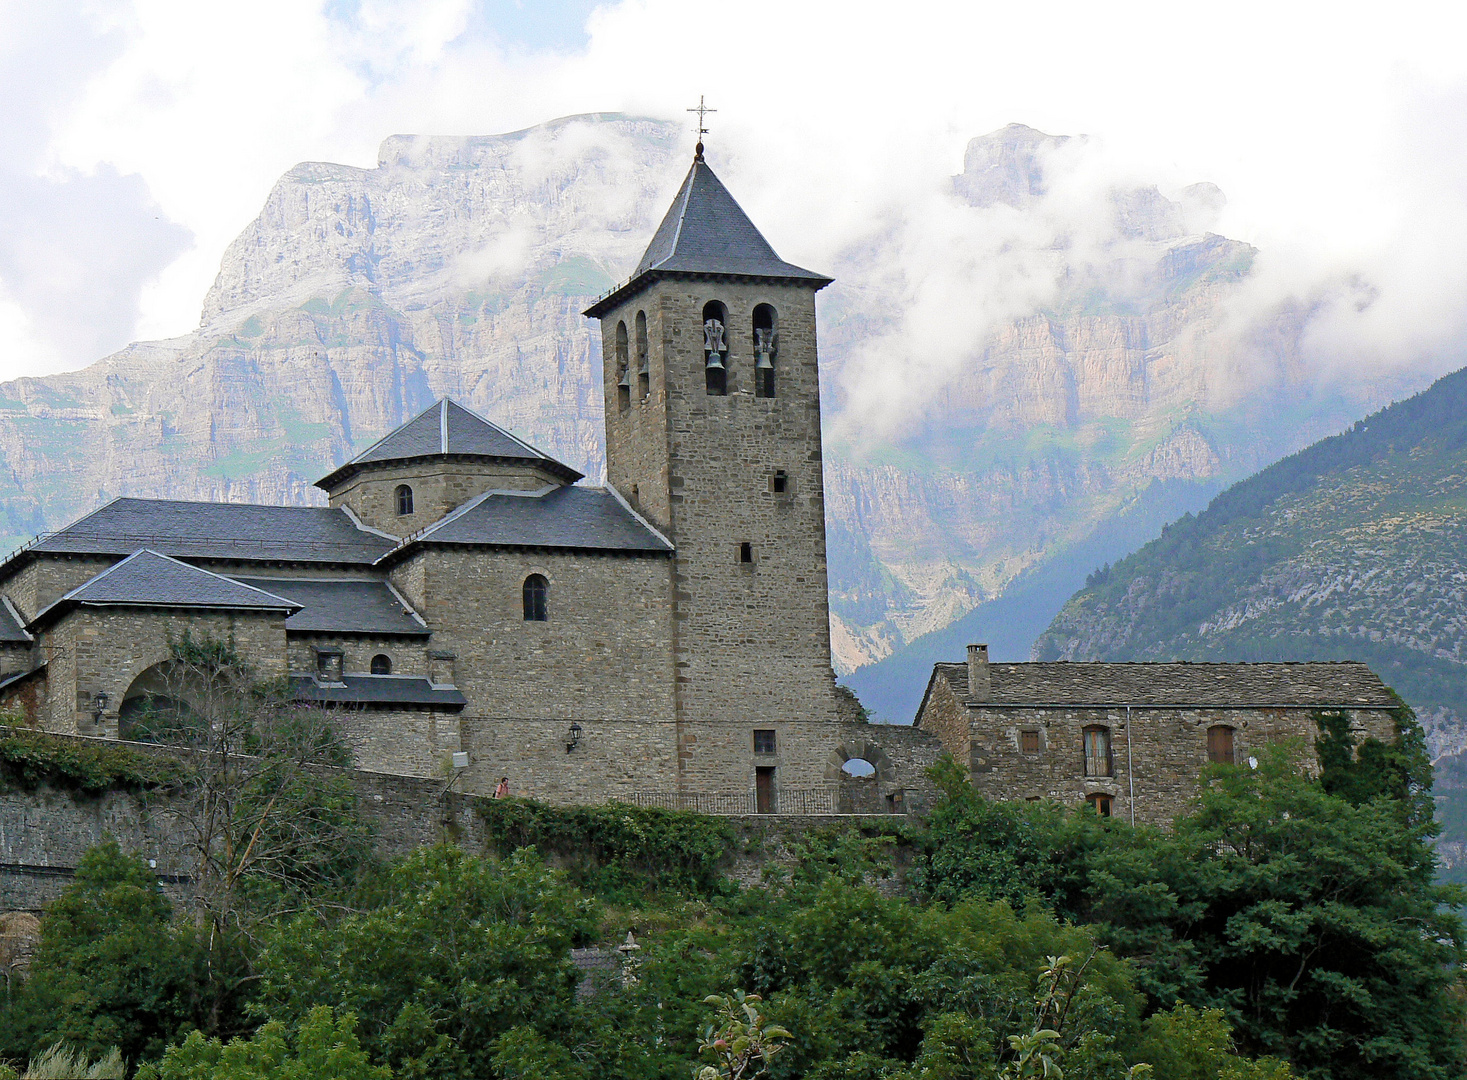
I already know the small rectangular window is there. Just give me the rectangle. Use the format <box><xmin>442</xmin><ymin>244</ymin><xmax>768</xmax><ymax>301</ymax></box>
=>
<box><xmin>1021</xmin><ymin>729</ymin><xmax>1040</xmax><ymax>753</ymax></box>
<box><xmin>753</xmin><ymin>729</ymin><xmax>777</xmax><ymax>754</ymax></box>
<box><xmin>739</xmin><ymin>542</ymin><xmax>753</xmax><ymax>563</ymax></box>
<box><xmin>772</xmin><ymin>470</ymin><xmax>788</xmax><ymax>493</ymax></box>
<box><xmin>1088</xmin><ymin>793</ymin><xmax>1113</xmax><ymax>817</ymax></box>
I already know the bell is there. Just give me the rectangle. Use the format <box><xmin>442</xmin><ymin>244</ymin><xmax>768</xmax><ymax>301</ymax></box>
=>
<box><xmin>756</xmin><ymin>352</ymin><xmax>774</xmax><ymax>371</ymax></box>
<box><xmin>637</xmin><ymin>358</ymin><xmax>649</xmax><ymax>376</ymax></box>
<box><xmin>705</xmin><ymin>352</ymin><xmax>725</xmax><ymax>371</ymax></box>
<box><xmin>617</xmin><ymin>369</ymin><xmax>632</xmax><ymax>389</ymax></box>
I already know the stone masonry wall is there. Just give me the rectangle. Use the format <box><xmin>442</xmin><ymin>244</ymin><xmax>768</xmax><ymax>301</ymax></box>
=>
<box><xmin>403</xmin><ymin>545</ymin><xmax>677</xmax><ymax>725</ymax></box>
<box><xmin>3</xmin><ymin>555</ymin><xmax>116</xmax><ymax>622</ymax></box>
<box><xmin>286</xmin><ymin>633</ymin><xmax>430</xmax><ymax>679</ymax></box>
<box><xmin>328</xmin><ymin>460</ymin><xmax>567</xmax><ymax>537</ymax></box>
<box><xmin>37</xmin><ymin>608</ymin><xmax>288</xmax><ymax>737</ymax></box>
<box><xmin>332</xmin><ymin>709</ymin><xmax>464</xmax><ymax>777</ymax></box>
<box><xmin>961</xmin><ymin>697</ymin><xmax>1399</xmax><ymax>827</ymax></box>
<box><xmin>598</xmin><ymin>279</ymin><xmax>844</xmax><ymax>800</ymax></box>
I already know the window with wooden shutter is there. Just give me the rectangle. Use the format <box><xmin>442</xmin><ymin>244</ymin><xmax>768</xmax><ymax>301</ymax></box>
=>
<box><xmin>1208</xmin><ymin>725</ymin><xmax>1235</xmax><ymax>765</ymax></box>
<box><xmin>1083</xmin><ymin>726</ymin><xmax>1112</xmax><ymax>777</ymax></box>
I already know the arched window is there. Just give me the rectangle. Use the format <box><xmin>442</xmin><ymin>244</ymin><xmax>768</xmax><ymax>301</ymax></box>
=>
<box><xmin>635</xmin><ymin>310</ymin><xmax>650</xmax><ymax>399</ymax></box>
<box><xmin>753</xmin><ymin>303</ymin><xmax>777</xmax><ymax>398</ymax></box>
<box><xmin>1207</xmin><ymin>725</ymin><xmax>1235</xmax><ymax>765</ymax></box>
<box><xmin>1082</xmin><ymin>726</ymin><xmax>1112</xmax><ymax>777</ymax></box>
<box><xmin>396</xmin><ymin>484</ymin><xmax>414</xmax><ymax>517</ymax></box>
<box><xmin>615</xmin><ymin>320</ymin><xmax>631</xmax><ymax>412</ymax></box>
<box><xmin>523</xmin><ymin>574</ymin><xmax>548</xmax><ymax>622</ymax></box>
<box><xmin>370</xmin><ymin>654</ymin><xmax>392</xmax><ymax>675</ymax></box>
<box><xmin>702</xmin><ymin>301</ymin><xmax>728</xmax><ymax>396</ymax></box>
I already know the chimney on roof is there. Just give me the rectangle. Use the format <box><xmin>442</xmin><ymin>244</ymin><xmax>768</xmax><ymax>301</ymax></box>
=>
<box><xmin>967</xmin><ymin>644</ymin><xmax>990</xmax><ymax>699</ymax></box>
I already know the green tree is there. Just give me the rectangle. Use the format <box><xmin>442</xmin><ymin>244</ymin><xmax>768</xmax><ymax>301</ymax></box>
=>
<box><xmin>252</xmin><ymin>845</ymin><xmax>598</xmax><ymax>1079</ymax></box>
<box><xmin>0</xmin><ymin>843</ymin><xmax>202</xmax><ymax>1066</ymax></box>
<box><xmin>137</xmin><ymin>1006</ymin><xmax>388</xmax><ymax>1080</ymax></box>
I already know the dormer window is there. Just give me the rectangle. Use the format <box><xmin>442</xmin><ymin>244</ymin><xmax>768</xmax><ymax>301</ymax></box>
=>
<box><xmin>396</xmin><ymin>484</ymin><xmax>414</xmax><ymax>517</ymax></box>
<box><xmin>703</xmin><ymin>301</ymin><xmax>728</xmax><ymax>396</ymax></box>
<box><xmin>615</xmin><ymin>320</ymin><xmax>631</xmax><ymax>412</ymax></box>
<box><xmin>753</xmin><ymin>304</ymin><xmax>777</xmax><ymax>398</ymax></box>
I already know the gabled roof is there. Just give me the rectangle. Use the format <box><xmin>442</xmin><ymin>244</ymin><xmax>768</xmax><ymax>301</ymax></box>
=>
<box><xmin>231</xmin><ymin>577</ymin><xmax>430</xmax><ymax>637</ymax></box>
<box><xmin>920</xmin><ymin>660</ymin><xmax>1397</xmax><ymax>717</ymax></box>
<box><xmin>315</xmin><ymin>399</ymin><xmax>582</xmax><ymax>490</ymax></box>
<box><xmin>13</xmin><ymin>498</ymin><xmax>397</xmax><ymax>567</ymax></box>
<box><xmin>584</xmin><ymin>157</ymin><xmax>831</xmax><ymax>317</ymax></box>
<box><xmin>385</xmin><ymin>484</ymin><xmax>672</xmax><ymax>560</ymax></box>
<box><xmin>34</xmin><ymin>550</ymin><xmax>299</xmax><ymax>627</ymax></box>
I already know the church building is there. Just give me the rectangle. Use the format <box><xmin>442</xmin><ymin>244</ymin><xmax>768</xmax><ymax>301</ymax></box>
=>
<box><xmin>0</xmin><ymin>145</ymin><xmax>929</xmax><ymax>814</ymax></box>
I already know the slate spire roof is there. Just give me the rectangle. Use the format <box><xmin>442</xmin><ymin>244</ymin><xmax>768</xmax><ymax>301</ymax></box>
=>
<box><xmin>584</xmin><ymin>156</ymin><xmax>831</xmax><ymax>317</ymax></box>
<box><xmin>315</xmin><ymin>399</ymin><xmax>582</xmax><ymax>491</ymax></box>
<box><xmin>32</xmin><ymin>550</ymin><xmax>299</xmax><ymax>628</ymax></box>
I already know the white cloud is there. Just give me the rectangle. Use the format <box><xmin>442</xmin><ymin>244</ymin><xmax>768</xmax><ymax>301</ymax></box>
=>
<box><xmin>3</xmin><ymin>0</ymin><xmax>1467</xmax><ymax>408</ymax></box>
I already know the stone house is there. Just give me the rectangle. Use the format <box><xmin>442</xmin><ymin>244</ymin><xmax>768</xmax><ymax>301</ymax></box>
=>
<box><xmin>0</xmin><ymin>145</ymin><xmax>939</xmax><ymax>814</ymax></box>
<box><xmin>916</xmin><ymin>644</ymin><xmax>1400</xmax><ymax>826</ymax></box>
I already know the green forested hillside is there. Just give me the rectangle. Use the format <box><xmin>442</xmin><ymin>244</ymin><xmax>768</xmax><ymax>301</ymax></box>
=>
<box><xmin>1034</xmin><ymin>365</ymin><xmax>1467</xmax><ymax>753</ymax></box>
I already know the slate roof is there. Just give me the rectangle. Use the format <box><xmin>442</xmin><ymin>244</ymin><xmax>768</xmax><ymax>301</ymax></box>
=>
<box><xmin>315</xmin><ymin>399</ymin><xmax>582</xmax><ymax>490</ymax></box>
<box><xmin>392</xmin><ymin>485</ymin><xmax>672</xmax><ymax>557</ymax></box>
<box><xmin>290</xmin><ymin>675</ymin><xmax>467</xmax><ymax>709</ymax></box>
<box><xmin>35</xmin><ymin>550</ymin><xmax>298</xmax><ymax>626</ymax></box>
<box><xmin>231</xmin><ymin>577</ymin><xmax>429</xmax><ymax>637</ymax></box>
<box><xmin>18</xmin><ymin>498</ymin><xmax>396</xmax><ymax>566</ymax></box>
<box><xmin>584</xmin><ymin>158</ymin><xmax>831</xmax><ymax>317</ymax></box>
<box><xmin>0</xmin><ymin>597</ymin><xmax>31</xmax><ymax>643</ymax></box>
<box><xmin>926</xmin><ymin>661</ymin><xmax>1398</xmax><ymax>712</ymax></box>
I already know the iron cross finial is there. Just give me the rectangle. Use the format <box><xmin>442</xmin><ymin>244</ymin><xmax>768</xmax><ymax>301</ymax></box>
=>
<box><xmin>687</xmin><ymin>95</ymin><xmax>716</xmax><ymax>161</ymax></box>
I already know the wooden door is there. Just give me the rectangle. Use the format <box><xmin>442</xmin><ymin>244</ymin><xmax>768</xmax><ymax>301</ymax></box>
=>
<box><xmin>755</xmin><ymin>767</ymin><xmax>775</xmax><ymax>814</ymax></box>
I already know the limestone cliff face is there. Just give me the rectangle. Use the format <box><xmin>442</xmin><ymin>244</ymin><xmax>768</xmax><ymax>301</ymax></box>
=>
<box><xmin>0</xmin><ymin>118</ymin><xmax>1420</xmax><ymax>678</ymax></box>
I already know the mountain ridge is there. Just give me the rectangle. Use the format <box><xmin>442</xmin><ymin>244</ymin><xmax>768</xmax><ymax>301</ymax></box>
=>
<box><xmin>1034</xmin><ymin>365</ymin><xmax>1467</xmax><ymax>754</ymax></box>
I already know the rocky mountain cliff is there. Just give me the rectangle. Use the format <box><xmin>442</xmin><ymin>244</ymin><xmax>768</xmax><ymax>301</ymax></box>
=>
<box><xmin>0</xmin><ymin>116</ymin><xmax>1429</xmax><ymax>681</ymax></box>
<box><xmin>1034</xmin><ymin>366</ymin><xmax>1467</xmax><ymax>755</ymax></box>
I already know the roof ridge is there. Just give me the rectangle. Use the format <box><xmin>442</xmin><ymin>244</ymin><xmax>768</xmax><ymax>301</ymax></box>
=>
<box><xmin>340</xmin><ymin>399</ymin><xmax>444</xmax><ymax>468</ymax></box>
<box><xmin>604</xmin><ymin>482</ymin><xmax>674</xmax><ymax>551</ymax></box>
<box><xmin>440</xmin><ymin>398</ymin><xmax>449</xmax><ymax>454</ymax></box>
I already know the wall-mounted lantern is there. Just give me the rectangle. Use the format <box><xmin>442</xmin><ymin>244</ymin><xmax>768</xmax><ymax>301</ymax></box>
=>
<box><xmin>565</xmin><ymin>722</ymin><xmax>583</xmax><ymax>753</ymax></box>
<box><xmin>92</xmin><ymin>691</ymin><xmax>109</xmax><ymax>723</ymax></box>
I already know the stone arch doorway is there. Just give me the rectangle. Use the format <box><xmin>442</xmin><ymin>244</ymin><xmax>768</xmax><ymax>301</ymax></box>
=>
<box><xmin>118</xmin><ymin>662</ymin><xmax>206</xmax><ymax>743</ymax></box>
<box><xmin>826</xmin><ymin>739</ymin><xmax>901</xmax><ymax>815</ymax></box>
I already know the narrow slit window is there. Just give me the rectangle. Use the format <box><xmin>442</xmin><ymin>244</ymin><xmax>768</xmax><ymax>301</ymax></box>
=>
<box><xmin>772</xmin><ymin>470</ymin><xmax>788</xmax><ymax>493</ymax></box>
<box><xmin>635</xmin><ymin>310</ymin><xmax>650</xmax><ymax>399</ymax></box>
<box><xmin>739</xmin><ymin>542</ymin><xmax>753</xmax><ymax>564</ymax></box>
<box><xmin>396</xmin><ymin>484</ymin><xmax>414</xmax><ymax>516</ymax></box>
<box><xmin>753</xmin><ymin>303</ymin><xmax>777</xmax><ymax>398</ymax></box>
<box><xmin>615</xmin><ymin>320</ymin><xmax>631</xmax><ymax>412</ymax></box>
<box><xmin>1083</xmin><ymin>726</ymin><xmax>1113</xmax><ymax>777</ymax></box>
<box><xmin>523</xmin><ymin>574</ymin><xmax>548</xmax><ymax>621</ymax></box>
<box><xmin>1207</xmin><ymin>725</ymin><xmax>1236</xmax><ymax>765</ymax></box>
<box><xmin>370</xmin><ymin>654</ymin><xmax>391</xmax><ymax>675</ymax></box>
<box><xmin>703</xmin><ymin>301</ymin><xmax>728</xmax><ymax>396</ymax></box>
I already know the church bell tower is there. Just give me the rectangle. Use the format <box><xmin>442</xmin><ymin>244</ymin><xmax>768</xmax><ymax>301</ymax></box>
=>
<box><xmin>585</xmin><ymin>140</ymin><xmax>844</xmax><ymax>801</ymax></box>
